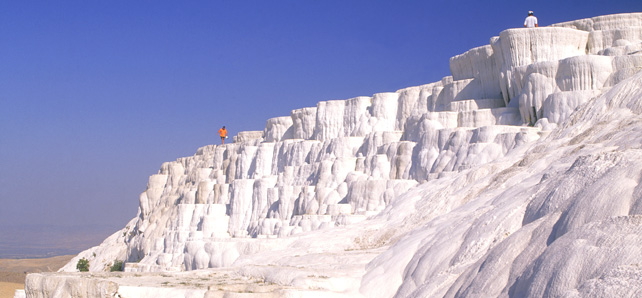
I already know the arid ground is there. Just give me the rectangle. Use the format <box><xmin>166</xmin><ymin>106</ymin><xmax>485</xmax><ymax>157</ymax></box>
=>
<box><xmin>0</xmin><ymin>255</ymin><xmax>73</xmax><ymax>297</ymax></box>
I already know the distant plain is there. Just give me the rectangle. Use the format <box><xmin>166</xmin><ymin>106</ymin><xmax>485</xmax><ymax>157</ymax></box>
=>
<box><xmin>0</xmin><ymin>224</ymin><xmax>118</xmax><ymax>295</ymax></box>
<box><xmin>0</xmin><ymin>255</ymin><xmax>74</xmax><ymax>297</ymax></box>
<box><xmin>0</xmin><ymin>224</ymin><xmax>119</xmax><ymax>259</ymax></box>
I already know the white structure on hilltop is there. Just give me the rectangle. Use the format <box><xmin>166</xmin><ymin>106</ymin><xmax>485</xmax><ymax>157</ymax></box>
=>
<box><xmin>25</xmin><ymin>13</ymin><xmax>642</xmax><ymax>298</ymax></box>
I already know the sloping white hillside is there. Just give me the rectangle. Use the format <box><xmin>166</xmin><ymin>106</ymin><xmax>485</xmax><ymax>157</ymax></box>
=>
<box><xmin>24</xmin><ymin>12</ymin><xmax>642</xmax><ymax>298</ymax></box>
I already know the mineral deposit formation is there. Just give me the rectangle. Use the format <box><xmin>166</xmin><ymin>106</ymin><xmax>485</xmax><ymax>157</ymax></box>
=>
<box><xmin>23</xmin><ymin>12</ymin><xmax>642</xmax><ymax>298</ymax></box>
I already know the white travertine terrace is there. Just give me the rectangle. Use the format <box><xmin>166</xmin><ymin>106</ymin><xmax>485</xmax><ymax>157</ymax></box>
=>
<box><xmin>24</xmin><ymin>13</ymin><xmax>642</xmax><ymax>298</ymax></box>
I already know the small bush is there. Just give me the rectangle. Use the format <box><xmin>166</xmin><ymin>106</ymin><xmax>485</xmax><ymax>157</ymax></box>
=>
<box><xmin>110</xmin><ymin>260</ymin><xmax>123</xmax><ymax>272</ymax></box>
<box><xmin>76</xmin><ymin>257</ymin><xmax>90</xmax><ymax>272</ymax></box>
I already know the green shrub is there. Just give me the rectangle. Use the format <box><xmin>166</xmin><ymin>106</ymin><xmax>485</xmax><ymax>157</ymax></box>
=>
<box><xmin>76</xmin><ymin>257</ymin><xmax>90</xmax><ymax>272</ymax></box>
<box><xmin>110</xmin><ymin>260</ymin><xmax>123</xmax><ymax>272</ymax></box>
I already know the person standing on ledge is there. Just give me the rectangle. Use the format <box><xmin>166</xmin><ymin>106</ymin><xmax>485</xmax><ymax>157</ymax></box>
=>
<box><xmin>218</xmin><ymin>126</ymin><xmax>228</xmax><ymax>144</ymax></box>
<box><xmin>524</xmin><ymin>11</ymin><xmax>538</xmax><ymax>28</ymax></box>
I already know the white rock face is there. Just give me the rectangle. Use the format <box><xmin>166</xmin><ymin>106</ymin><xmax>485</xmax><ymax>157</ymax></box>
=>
<box><xmin>33</xmin><ymin>12</ymin><xmax>642</xmax><ymax>298</ymax></box>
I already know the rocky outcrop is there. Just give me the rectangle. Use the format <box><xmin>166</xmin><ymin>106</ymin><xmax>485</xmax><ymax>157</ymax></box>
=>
<box><xmin>33</xmin><ymin>12</ymin><xmax>642</xmax><ymax>298</ymax></box>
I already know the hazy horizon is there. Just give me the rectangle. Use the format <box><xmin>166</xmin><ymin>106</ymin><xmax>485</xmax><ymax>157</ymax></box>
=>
<box><xmin>0</xmin><ymin>224</ymin><xmax>121</xmax><ymax>259</ymax></box>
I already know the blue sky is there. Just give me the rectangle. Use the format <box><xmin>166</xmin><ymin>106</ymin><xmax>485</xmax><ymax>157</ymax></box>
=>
<box><xmin>1</xmin><ymin>1</ymin><xmax>640</xmax><ymax>250</ymax></box>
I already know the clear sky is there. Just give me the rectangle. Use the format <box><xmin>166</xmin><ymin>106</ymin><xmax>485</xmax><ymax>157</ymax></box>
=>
<box><xmin>1</xmin><ymin>1</ymin><xmax>640</xmax><ymax>249</ymax></box>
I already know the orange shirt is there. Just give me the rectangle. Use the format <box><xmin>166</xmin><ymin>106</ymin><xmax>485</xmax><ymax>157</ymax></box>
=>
<box><xmin>218</xmin><ymin>128</ymin><xmax>227</xmax><ymax>137</ymax></box>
